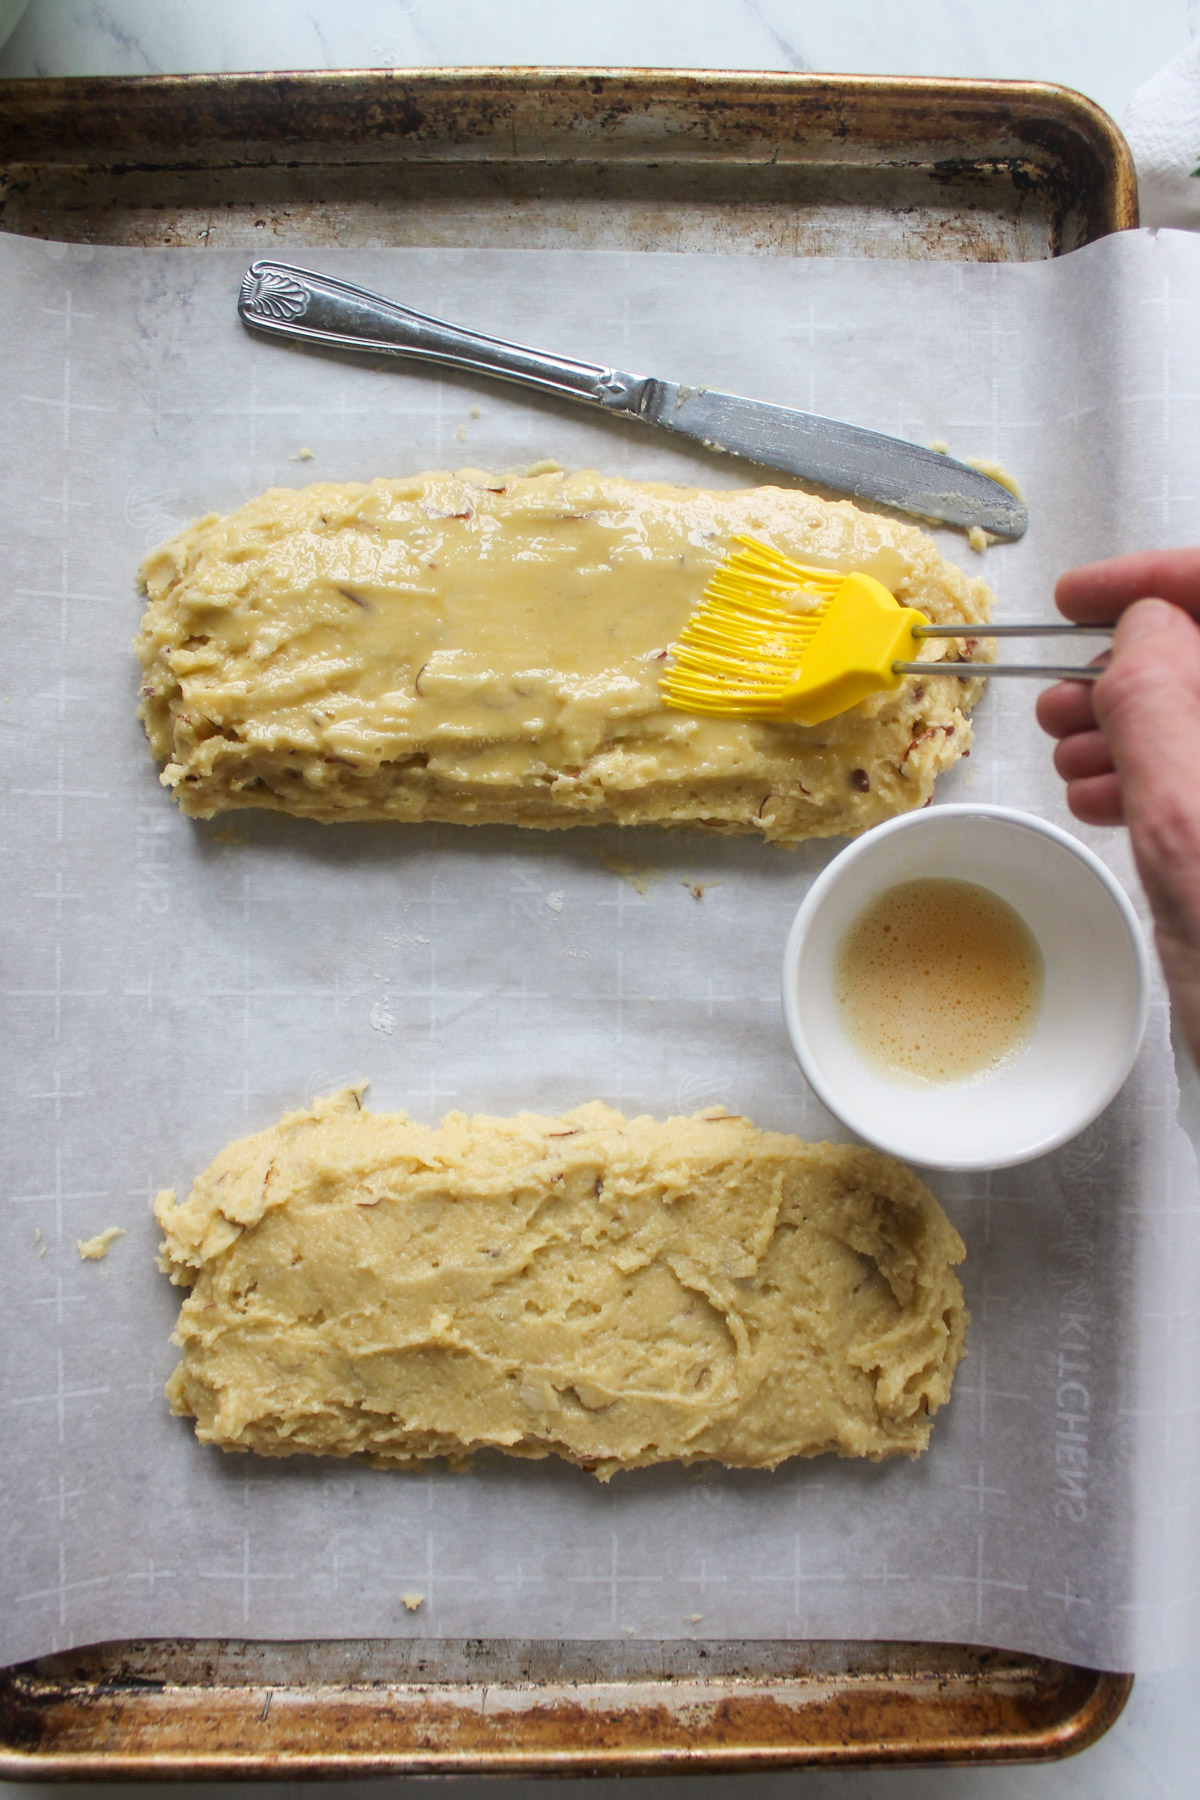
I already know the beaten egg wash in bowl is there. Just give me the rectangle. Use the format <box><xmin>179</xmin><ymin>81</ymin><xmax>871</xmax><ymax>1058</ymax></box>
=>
<box><xmin>834</xmin><ymin>877</ymin><xmax>1044</xmax><ymax>1085</ymax></box>
<box><xmin>782</xmin><ymin>806</ymin><xmax>1150</xmax><ymax>1171</ymax></box>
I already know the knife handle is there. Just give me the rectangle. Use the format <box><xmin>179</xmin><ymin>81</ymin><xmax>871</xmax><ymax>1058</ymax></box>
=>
<box><xmin>239</xmin><ymin>259</ymin><xmax>650</xmax><ymax>412</ymax></box>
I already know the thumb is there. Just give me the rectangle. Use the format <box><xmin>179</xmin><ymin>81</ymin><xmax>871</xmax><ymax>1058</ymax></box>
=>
<box><xmin>1093</xmin><ymin>598</ymin><xmax>1200</xmax><ymax>1058</ymax></box>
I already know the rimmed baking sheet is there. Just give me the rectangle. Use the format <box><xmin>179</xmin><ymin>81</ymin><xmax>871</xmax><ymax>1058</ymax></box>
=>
<box><xmin>0</xmin><ymin>68</ymin><xmax>1137</xmax><ymax>260</ymax></box>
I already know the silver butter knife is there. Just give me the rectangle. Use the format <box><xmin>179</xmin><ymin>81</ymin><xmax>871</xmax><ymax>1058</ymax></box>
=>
<box><xmin>238</xmin><ymin>259</ymin><xmax>1027</xmax><ymax>540</ymax></box>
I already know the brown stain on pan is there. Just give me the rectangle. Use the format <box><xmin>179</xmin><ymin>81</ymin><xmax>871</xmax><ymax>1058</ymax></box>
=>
<box><xmin>0</xmin><ymin>66</ymin><xmax>1136</xmax><ymax>1779</ymax></box>
<box><xmin>0</xmin><ymin>70</ymin><xmax>1135</xmax><ymax>256</ymax></box>
<box><xmin>0</xmin><ymin>1640</ymin><xmax>1132</xmax><ymax>1776</ymax></box>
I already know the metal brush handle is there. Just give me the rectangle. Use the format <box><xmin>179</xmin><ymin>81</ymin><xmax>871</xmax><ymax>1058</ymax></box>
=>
<box><xmin>913</xmin><ymin>623</ymin><xmax>1113</xmax><ymax>639</ymax></box>
<box><xmin>900</xmin><ymin>621</ymin><xmax>1113</xmax><ymax>682</ymax></box>
<box><xmin>894</xmin><ymin>662</ymin><xmax>1103</xmax><ymax>681</ymax></box>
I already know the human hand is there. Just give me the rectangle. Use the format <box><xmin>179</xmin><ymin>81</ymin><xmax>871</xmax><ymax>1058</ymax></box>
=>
<box><xmin>1037</xmin><ymin>550</ymin><xmax>1200</xmax><ymax>1063</ymax></box>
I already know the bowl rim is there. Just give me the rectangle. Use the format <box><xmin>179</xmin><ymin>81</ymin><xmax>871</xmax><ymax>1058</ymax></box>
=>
<box><xmin>780</xmin><ymin>803</ymin><xmax>1153</xmax><ymax>1170</ymax></box>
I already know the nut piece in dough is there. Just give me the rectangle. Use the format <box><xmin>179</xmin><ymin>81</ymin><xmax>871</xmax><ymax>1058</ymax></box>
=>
<box><xmin>155</xmin><ymin>1091</ymin><xmax>968</xmax><ymax>1480</ymax></box>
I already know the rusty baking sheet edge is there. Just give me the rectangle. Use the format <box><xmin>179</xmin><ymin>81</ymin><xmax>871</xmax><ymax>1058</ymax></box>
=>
<box><xmin>0</xmin><ymin>1639</ymin><xmax>1132</xmax><ymax>1778</ymax></box>
<box><xmin>0</xmin><ymin>68</ymin><xmax>1138</xmax><ymax>259</ymax></box>
<box><xmin>0</xmin><ymin>65</ymin><xmax>1137</xmax><ymax>1775</ymax></box>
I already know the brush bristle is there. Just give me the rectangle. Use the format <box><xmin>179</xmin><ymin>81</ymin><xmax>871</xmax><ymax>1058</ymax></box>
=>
<box><xmin>660</xmin><ymin>538</ymin><xmax>844</xmax><ymax>716</ymax></box>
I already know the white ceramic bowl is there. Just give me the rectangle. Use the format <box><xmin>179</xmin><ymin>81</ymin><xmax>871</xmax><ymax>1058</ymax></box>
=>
<box><xmin>782</xmin><ymin>805</ymin><xmax>1150</xmax><ymax>1170</ymax></box>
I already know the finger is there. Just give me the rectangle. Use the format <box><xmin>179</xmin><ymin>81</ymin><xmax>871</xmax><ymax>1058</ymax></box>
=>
<box><xmin>1092</xmin><ymin>599</ymin><xmax>1200</xmax><ymax>932</ymax></box>
<box><xmin>1053</xmin><ymin>729</ymin><xmax>1114</xmax><ymax>783</ymax></box>
<box><xmin>1055</xmin><ymin>547</ymin><xmax>1200</xmax><ymax>623</ymax></box>
<box><xmin>1065</xmin><ymin>773</ymin><xmax>1125</xmax><ymax>827</ymax></box>
<box><xmin>1036</xmin><ymin>678</ymin><xmax>1097</xmax><ymax>740</ymax></box>
<box><xmin>1088</xmin><ymin>597</ymin><xmax>1200</xmax><ymax>1068</ymax></box>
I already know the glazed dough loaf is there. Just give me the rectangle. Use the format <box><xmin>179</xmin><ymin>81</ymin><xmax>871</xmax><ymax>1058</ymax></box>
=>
<box><xmin>155</xmin><ymin>1092</ymin><xmax>967</xmax><ymax>1479</ymax></box>
<box><xmin>136</xmin><ymin>469</ymin><xmax>991</xmax><ymax>844</ymax></box>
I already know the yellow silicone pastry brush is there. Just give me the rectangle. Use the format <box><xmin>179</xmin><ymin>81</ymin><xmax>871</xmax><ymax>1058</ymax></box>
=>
<box><xmin>660</xmin><ymin>538</ymin><xmax>1112</xmax><ymax>727</ymax></box>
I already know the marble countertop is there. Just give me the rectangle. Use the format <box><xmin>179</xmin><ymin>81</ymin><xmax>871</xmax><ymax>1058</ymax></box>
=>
<box><xmin>1</xmin><ymin>3</ymin><xmax>1198</xmax><ymax>1798</ymax></box>
<box><xmin>0</xmin><ymin>0</ymin><xmax>1192</xmax><ymax>131</ymax></box>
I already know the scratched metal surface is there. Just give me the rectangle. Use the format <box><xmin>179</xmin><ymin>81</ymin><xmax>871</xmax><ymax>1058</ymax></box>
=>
<box><xmin>0</xmin><ymin>69</ymin><xmax>1136</xmax><ymax>260</ymax></box>
<box><xmin>0</xmin><ymin>1638</ymin><xmax>1131</xmax><ymax>1776</ymax></box>
<box><xmin>0</xmin><ymin>67</ymin><xmax>1136</xmax><ymax>1776</ymax></box>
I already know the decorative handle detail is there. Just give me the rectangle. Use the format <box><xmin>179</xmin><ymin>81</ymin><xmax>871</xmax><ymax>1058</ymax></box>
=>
<box><xmin>239</xmin><ymin>268</ymin><xmax>310</xmax><ymax>323</ymax></box>
<box><xmin>236</xmin><ymin>259</ymin><xmax>651</xmax><ymax>413</ymax></box>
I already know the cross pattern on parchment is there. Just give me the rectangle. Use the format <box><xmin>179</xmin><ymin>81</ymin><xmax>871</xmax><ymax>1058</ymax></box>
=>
<box><xmin>952</xmin><ymin>1337</ymin><xmax>1030</xmax><ymax>1440</ymax></box>
<box><xmin>8</xmin><ymin>937</ymin><xmax>108</xmax><ymax>1042</ymax></box>
<box><xmin>28</xmin><ymin>1067</ymin><xmax>85</xmax><ymax>1122</ymax></box>
<box><xmin>209</xmin><ymin>363</ymin><xmax>303</xmax><ymax>458</ymax></box>
<box><xmin>30</xmin><ymin>868</ymin><xmax>84</xmax><ymax>926</ymax></box>
<box><xmin>19</xmin><ymin>470</ymin><xmax>91</xmax><ymax>537</ymax></box>
<box><xmin>198</xmin><ymin>1528</ymin><xmax>294</xmax><ymax>1624</ymax></box>
<box><xmin>934</xmin><ymin>1530</ymin><xmax>1029</xmax><ymax>1634</ymax></box>
<box><xmin>683</xmin><ymin>1553</ymin><xmax>729</xmax><ymax>1606</ymax></box>
<box><xmin>747</xmin><ymin>1535</ymin><xmax>849</xmax><ymax>1622</ymax></box>
<box><xmin>951</xmin><ymin>1165</ymin><xmax>1040</xmax><ymax>1255</ymax></box>
<box><xmin>39</xmin><ymin>290</ymin><xmax>92</xmax><ymax>340</ymax></box>
<box><xmin>1043</xmin><ymin>1577</ymin><xmax>1093</xmax><ymax>1614</ymax></box>
<box><xmin>30</xmin><ymin>1272</ymin><xmax>87</xmax><ymax>1329</ymax></box>
<box><xmin>11</xmin><ymin>742</ymin><xmax>109</xmax><ymax>844</ymax></box>
<box><xmin>21</xmin><ymin>287</ymin><xmax>114</xmax><ymax>454</ymax></box>
<box><xmin>125</xmin><ymin>1559</ymin><xmax>180</xmax><ymax>1594</ymax></box>
<box><xmin>862</xmin><ymin>1555</ymin><xmax>911</xmax><ymax>1587</ymax></box>
<box><xmin>959</xmin><ymin>1459</ymin><xmax>1007</xmax><ymax>1513</ymax></box>
<box><xmin>8</xmin><ymin>1143</ymin><xmax>108</xmax><ymax>1246</ymax></box>
<box><xmin>16</xmin><ymin>1541</ymin><xmax>108</xmax><ymax>1632</ymax></box>
<box><xmin>16</xmin><ymin>542</ymin><xmax>114</xmax><ymax>644</ymax></box>
<box><xmin>55</xmin><ymin>1469</ymin><xmax>87</xmax><ymax>1523</ymax></box>
<box><xmin>560</xmin><ymin>1530</ymin><xmax>666</xmax><ymax>1626</ymax></box>
<box><xmin>8</xmin><ymin>1345</ymin><xmax>110</xmax><ymax>1446</ymax></box>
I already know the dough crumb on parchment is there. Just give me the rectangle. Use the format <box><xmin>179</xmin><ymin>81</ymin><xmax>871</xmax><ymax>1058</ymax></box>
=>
<box><xmin>77</xmin><ymin>1226</ymin><xmax>126</xmax><ymax>1261</ymax></box>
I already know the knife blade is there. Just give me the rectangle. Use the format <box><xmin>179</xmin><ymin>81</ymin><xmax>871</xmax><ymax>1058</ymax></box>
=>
<box><xmin>238</xmin><ymin>259</ymin><xmax>1026</xmax><ymax>540</ymax></box>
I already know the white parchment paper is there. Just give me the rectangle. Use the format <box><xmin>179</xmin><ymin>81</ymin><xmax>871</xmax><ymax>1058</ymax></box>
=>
<box><xmin>2</xmin><ymin>229</ymin><xmax>1198</xmax><ymax>1672</ymax></box>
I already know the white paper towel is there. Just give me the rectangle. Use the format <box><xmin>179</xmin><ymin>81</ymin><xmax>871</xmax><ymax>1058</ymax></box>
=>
<box><xmin>1124</xmin><ymin>40</ymin><xmax>1200</xmax><ymax>230</ymax></box>
<box><xmin>1</xmin><ymin>228</ymin><xmax>1199</xmax><ymax>1672</ymax></box>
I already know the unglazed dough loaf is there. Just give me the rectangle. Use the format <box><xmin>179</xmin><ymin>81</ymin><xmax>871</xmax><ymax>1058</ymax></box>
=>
<box><xmin>136</xmin><ymin>469</ymin><xmax>991</xmax><ymax>844</ymax></box>
<box><xmin>155</xmin><ymin>1092</ymin><xmax>967</xmax><ymax>1478</ymax></box>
